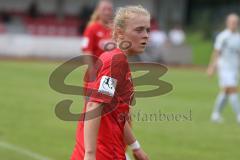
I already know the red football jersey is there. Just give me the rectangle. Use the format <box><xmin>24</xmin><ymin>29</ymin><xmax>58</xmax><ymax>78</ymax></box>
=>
<box><xmin>71</xmin><ymin>48</ymin><xmax>134</xmax><ymax>160</ymax></box>
<box><xmin>82</xmin><ymin>22</ymin><xmax>112</xmax><ymax>58</ymax></box>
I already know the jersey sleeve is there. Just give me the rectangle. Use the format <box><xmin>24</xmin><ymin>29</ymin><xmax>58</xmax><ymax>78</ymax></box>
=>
<box><xmin>214</xmin><ymin>33</ymin><xmax>225</xmax><ymax>51</ymax></box>
<box><xmin>82</xmin><ymin>25</ymin><xmax>95</xmax><ymax>53</ymax></box>
<box><xmin>87</xmin><ymin>54</ymin><xmax>127</xmax><ymax>104</ymax></box>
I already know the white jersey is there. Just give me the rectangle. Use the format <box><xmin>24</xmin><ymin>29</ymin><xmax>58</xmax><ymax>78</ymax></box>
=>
<box><xmin>215</xmin><ymin>29</ymin><xmax>240</xmax><ymax>70</ymax></box>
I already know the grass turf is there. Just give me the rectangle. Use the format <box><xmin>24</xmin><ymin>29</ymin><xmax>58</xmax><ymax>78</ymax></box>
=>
<box><xmin>186</xmin><ymin>32</ymin><xmax>213</xmax><ymax>66</ymax></box>
<box><xmin>0</xmin><ymin>60</ymin><xmax>240</xmax><ymax>160</ymax></box>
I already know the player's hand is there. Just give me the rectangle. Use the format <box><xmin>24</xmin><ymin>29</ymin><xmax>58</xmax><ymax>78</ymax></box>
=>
<box><xmin>132</xmin><ymin>148</ymin><xmax>149</xmax><ymax>160</ymax></box>
<box><xmin>206</xmin><ymin>66</ymin><xmax>215</xmax><ymax>77</ymax></box>
<box><xmin>84</xmin><ymin>153</ymin><xmax>96</xmax><ymax>160</ymax></box>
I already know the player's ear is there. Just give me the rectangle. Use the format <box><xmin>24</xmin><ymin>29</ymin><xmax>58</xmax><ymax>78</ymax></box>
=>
<box><xmin>115</xmin><ymin>27</ymin><xmax>125</xmax><ymax>40</ymax></box>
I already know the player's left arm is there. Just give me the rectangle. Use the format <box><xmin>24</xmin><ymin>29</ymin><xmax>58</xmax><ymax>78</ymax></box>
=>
<box><xmin>124</xmin><ymin>121</ymin><xmax>149</xmax><ymax>160</ymax></box>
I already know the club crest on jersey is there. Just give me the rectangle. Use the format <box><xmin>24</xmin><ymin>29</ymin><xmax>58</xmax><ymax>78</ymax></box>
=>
<box><xmin>98</xmin><ymin>76</ymin><xmax>117</xmax><ymax>97</ymax></box>
<box><xmin>97</xmin><ymin>31</ymin><xmax>104</xmax><ymax>37</ymax></box>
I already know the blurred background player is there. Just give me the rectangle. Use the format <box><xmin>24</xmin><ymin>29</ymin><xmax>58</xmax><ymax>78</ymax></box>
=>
<box><xmin>82</xmin><ymin>0</ymin><xmax>113</xmax><ymax>110</ymax></box>
<box><xmin>71</xmin><ymin>5</ymin><xmax>150</xmax><ymax>160</ymax></box>
<box><xmin>207</xmin><ymin>13</ymin><xmax>240</xmax><ymax>123</ymax></box>
<box><xmin>81</xmin><ymin>0</ymin><xmax>113</xmax><ymax>60</ymax></box>
<box><xmin>168</xmin><ymin>24</ymin><xmax>185</xmax><ymax>46</ymax></box>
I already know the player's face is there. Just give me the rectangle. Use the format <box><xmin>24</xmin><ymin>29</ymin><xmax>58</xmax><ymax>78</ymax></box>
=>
<box><xmin>98</xmin><ymin>2</ymin><xmax>113</xmax><ymax>24</ymax></box>
<box><xmin>122</xmin><ymin>14</ymin><xmax>150</xmax><ymax>55</ymax></box>
<box><xmin>227</xmin><ymin>15</ymin><xmax>239</xmax><ymax>32</ymax></box>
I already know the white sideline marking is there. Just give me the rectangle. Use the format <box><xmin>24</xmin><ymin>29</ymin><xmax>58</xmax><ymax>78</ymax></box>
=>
<box><xmin>0</xmin><ymin>141</ymin><xmax>53</xmax><ymax>160</ymax></box>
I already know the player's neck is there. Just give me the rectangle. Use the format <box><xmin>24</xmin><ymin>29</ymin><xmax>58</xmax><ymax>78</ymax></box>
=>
<box><xmin>227</xmin><ymin>28</ymin><xmax>238</xmax><ymax>33</ymax></box>
<box><xmin>115</xmin><ymin>45</ymin><xmax>128</xmax><ymax>55</ymax></box>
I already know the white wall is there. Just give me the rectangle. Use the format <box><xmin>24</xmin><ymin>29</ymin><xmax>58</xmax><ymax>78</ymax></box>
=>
<box><xmin>0</xmin><ymin>34</ymin><xmax>84</xmax><ymax>58</ymax></box>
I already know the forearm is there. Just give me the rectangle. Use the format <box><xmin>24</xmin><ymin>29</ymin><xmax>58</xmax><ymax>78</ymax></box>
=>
<box><xmin>84</xmin><ymin>102</ymin><xmax>103</xmax><ymax>155</ymax></box>
<box><xmin>124</xmin><ymin>121</ymin><xmax>149</xmax><ymax>160</ymax></box>
<box><xmin>124</xmin><ymin>121</ymin><xmax>137</xmax><ymax>145</ymax></box>
<box><xmin>208</xmin><ymin>50</ymin><xmax>219</xmax><ymax>68</ymax></box>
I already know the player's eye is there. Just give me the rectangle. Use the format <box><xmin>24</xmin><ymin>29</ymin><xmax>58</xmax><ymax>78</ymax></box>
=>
<box><xmin>135</xmin><ymin>27</ymin><xmax>150</xmax><ymax>34</ymax></box>
<box><xmin>135</xmin><ymin>27</ymin><xmax>144</xmax><ymax>33</ymax></box>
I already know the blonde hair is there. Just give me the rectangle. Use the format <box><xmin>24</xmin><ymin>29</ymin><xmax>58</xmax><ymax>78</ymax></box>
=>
<box><xmin>113</xmin><ymin>5</ymin><xmax>150</xmax><ymax>40</ymax></box>
<box><xmin>87</xmin><ymin>0</ymin><xmax>112</xmax><ymax>26</ymax></box>
<box><xmin>226</xmin><ymin>13</ymin><xmax>239</xmax><ymax>21</ymax></box>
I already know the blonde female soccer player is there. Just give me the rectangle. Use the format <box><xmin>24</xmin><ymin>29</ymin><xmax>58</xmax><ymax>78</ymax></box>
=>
<box><xmin>207</xmin><ymin>13</ymin><xmax>240</xmax><ymax>123</ymax></box>
<box><xmin>71</xmin><ymin>5</ymin><xmax>150</xmax><ymax>160</ymax></box>
<box><xmin>82</xmin><ymin>0</ymin><xmax>113</xmax><ymax>59</ymax></box>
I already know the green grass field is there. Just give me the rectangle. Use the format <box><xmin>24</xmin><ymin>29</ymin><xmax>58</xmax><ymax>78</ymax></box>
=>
<box><xmin>1</xmin><ymin>60</ymin><xmax>240</xmax><ymax>160</ymax></box>
<box><xmin>186</xmin><ymin>32</ymin><xmax>213</xmax><ymax>65</ymax></box>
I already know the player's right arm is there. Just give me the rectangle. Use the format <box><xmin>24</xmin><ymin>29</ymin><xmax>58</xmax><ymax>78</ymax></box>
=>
<box><xmin>84</xmin><ymin>102</ymin><xmax>103</xmax><ymax>160</ymax></box>
<box><xmin>206</xmin><ymin>32</ymin><xmax>225</xmax><ymax>77</ymax></box>
<box><xmin>206</xmin><ymin>49</ymin><xmax>220</xmax><ymax>77</ymax></box>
